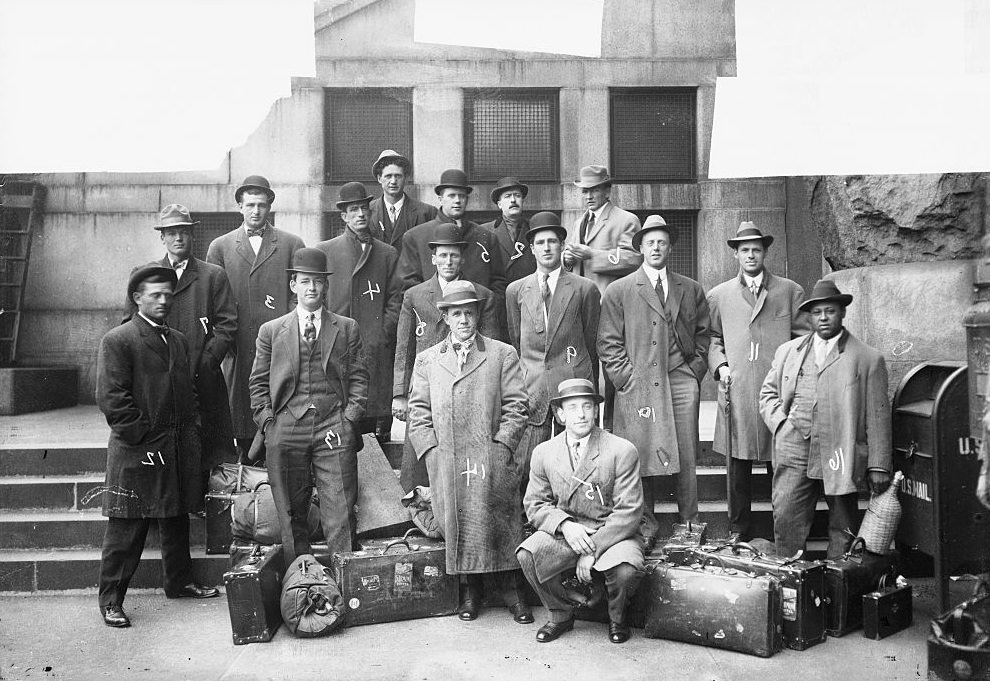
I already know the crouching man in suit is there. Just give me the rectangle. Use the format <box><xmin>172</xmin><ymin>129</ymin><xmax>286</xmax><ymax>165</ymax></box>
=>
<box><xmin>517</xmin><ymin>379</ymin><xmax>644</xmax><ymax>644</ymax></box>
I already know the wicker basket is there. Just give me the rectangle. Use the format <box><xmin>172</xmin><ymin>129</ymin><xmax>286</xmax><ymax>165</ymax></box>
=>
<box><xmin>857</xmin><ymin>471</ymin><xmax>903</xmax><ymax>554</ymax></box>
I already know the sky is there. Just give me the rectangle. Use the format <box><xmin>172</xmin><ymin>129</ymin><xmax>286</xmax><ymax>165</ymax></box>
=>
<box><xmin>0</xmin><ymin>0</ymin><xmax>987</xmax><ymax>176</ymax></box>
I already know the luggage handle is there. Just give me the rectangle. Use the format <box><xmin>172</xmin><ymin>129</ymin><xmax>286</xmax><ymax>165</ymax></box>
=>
<box><xmin>381</xmin><ymin>539</ymin><xmax>416</xmax><ymax>555</ymax></box>
<box><xmin>730</xmin><ymin>541</ymin><xmax>763</xmax><ymax>557</ymax></box>
<box><xmin>402</xmin><ymin>527</ymin><xmax>425</xmax><ymax>543</ymax></box>
<box><xmin>843</xmin><ymin>537</ymin><xmax>867</xmax><ymax>562</ymax></box>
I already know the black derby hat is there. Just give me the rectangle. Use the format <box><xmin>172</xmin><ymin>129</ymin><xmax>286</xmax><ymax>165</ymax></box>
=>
<box><xmin>490</xmin><ymin>176</ymin><xmax>529</xmax><ymax>204</ymax></box>
<box><xmin>336</xmin><ymin>182</ymin><xmax>373</xmax><ymax>210</ymax></box>
<box><xmin>428</xmin><ymin>223</ymin><xmax>468</xmax><ymax>249</ymax></box>
<box><xmin>434</xmin><ymin>169</ymin><xmax>473</xmax><ymax>196</ymax></box>
<box><xmin>235</xmin><ymin>175</ymin><xmax>275</xmax><ymax>204</ymax></box>
<box><xmin>286</xmin><ymin>247</ymin><xmax>332</xmax><ymax>275</ymax></box>
<box><xmin>525</xmin><ymin>211</ymin><xmax>567</xmax><ymax>243</ymax></box>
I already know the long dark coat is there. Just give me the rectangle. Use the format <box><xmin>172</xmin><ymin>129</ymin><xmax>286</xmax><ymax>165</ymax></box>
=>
<box><xmin>316</xmin><ymin>230</ymin><xmax>402</xmax><ymax>419</ymax></box>
<box><xmin>96</xmin><ymin>317</ymin><xmax>202</xmax><ymax>518</ymax></box>
<box><xmin>407</xmin><ymin>335</ymin><xmax>528</xmax><ymax>574</ymax></box>
<box><xmin>369</xmin><ymin>193</ymin><xmax>437</xmax><ymax>253</ymax></box>
<box><xmin>707</xmin><ymin>271</ymin><xmax>809</xmax><ymax>462</ymax></box>
<box><xmin>157</xmin><ymin>256</ymin><xmax>237</xmax><ymax>468</ymax></box>
<box><xmin>479</xmin><ymin>215</ymin><xmax>536</xmax><ymax>284</ymax></box>
<box><xmin>598</xmin><ymin>268</ymin><xmax>710</xmax><ymax>476</ymax></box>
<box><xmin>206</xmin><ymin>224</ymin><xmax>305</xmax><ymax>438</ymax></box>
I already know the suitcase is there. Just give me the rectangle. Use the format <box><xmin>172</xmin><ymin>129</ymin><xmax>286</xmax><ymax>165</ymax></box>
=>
<box><xmin>823</xmin><ymin>538</ymin><xmax>897</xmax><ymax>637</ymax></box>
<box><xmin>332</xmin><ymin>530</ymin><xmax>458</xmax><ymax>627</ymax></box>
<box><xmin>685</xmin><ymin>542</ymin><xmax>827</xmax><ymax>650</ymax></box>
<box><xmin>642</xmin><ymin>560</ymin><xmax>784</xmax><ymax>657</ymax></box>
<box><xmin>206</xmin><ymin>491</ymin><xmax>243</xmax><ymax>555</ymax></box>
<box><xmin>928</xmin><ymin>586</ymin><xmax>990</xmax><ymax>681</ymax></box>
<box><xmin>223</xmin><ymin>544</ymin><xmax>284</xmax><ymax>645</ymax></box>
<box><xmin>656</xmin><ymin>522</ymin><xmax>708</xmax><ymax>564</ymax></box>
<box><xmin>862</xmin><ymin>575</ymin><xmax>912</xmax><ymax>640</ymax></box>
<box><xmin>356</xmin><ymin>435</ymin><xmax>415</xmax><ymax>538</ymax></box>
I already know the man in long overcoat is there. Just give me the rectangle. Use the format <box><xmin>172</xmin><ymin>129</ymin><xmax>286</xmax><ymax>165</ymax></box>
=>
<box><xmin>368</xmin><ymin>149</ymin><xmax>437</xmax><ymax>253</ymax></box>
<box><xmin>707</xmin><ymin>222</ymin><xmax>810</xmax><ymax>542</ymax></box>
<box><xmin>407</xmin><ymin>280</ymin><xmax>530</xmax><ymax>623</ymax></box>
<box><xmin>479</xmin><ymin>177</ymin><xmax>536</xmax><ymax>285</ymax></box>
<box><xmin>97</xmin><ymin>264</ymin><xmax>219</xmax><ymax>628</ymax></box>
<box><xmin>316</xmin><ymin>182</ymin><xmax>402</xmax><ymax>442</ymax></box>
<box><xmin>760</xmin><ymin>279</ymin><xmax>892</xmax><ymax>559</ymax></box>
<box><xmin>206</xmin><ymin>175</ymin><xmax>305</xmax><ymax>461</ymax></box>
<box><xmin>506</xmin><ymin>212</ymin><xmax>600</xmax><ymax>493</ymax></box>
<box><xmin>598</xmin><ymin>215</ymin><xmax>710</xmax><ymax>530</ymax></box>
<box><xmin>152</xmin><ymin>204</ymin><xmax>237</xmax><ymax>470</ymax></box>
<box><xmin>397</xmin><ymin>169</ymin><xmax>507</xmax><ymax>339</ymax></box>
<box><xmin>392</xmin><ymin>223</ymin><xmax>498</xmax><ymax>494</ymax></box>
<box><xmin>518</xmin><ymin>378</ymin><xmax>644</xmax><ymax>644</ymax></box>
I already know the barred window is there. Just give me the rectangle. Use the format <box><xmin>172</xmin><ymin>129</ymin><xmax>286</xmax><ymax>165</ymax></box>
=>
<box><xmin>611</xmin><ymin>89</ymin><xmax>696</xmax><ymax>182</ymax></box>
<box><xmin>192</xmin><ymin>212</ymin><xmax>274</xmax><ymax>261</ymax></box>
<box><xmin>464</xmin><ymin>89</ymin><xmax>559</xmax><ymax>183</ymax></box>
<box><xmin>325</xmin><ymin>88</ymin><xmax>413</xmax><ymax>184</ymax></box>
<box><xmin>631</xmin><ymin>210</ymin><xmax>697</xmax><ymax>279</ymax></box>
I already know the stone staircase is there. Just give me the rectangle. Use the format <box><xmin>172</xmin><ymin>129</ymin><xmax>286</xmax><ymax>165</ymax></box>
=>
<box><xmin>0</xmin><ymin>404</ymin><xmax>848</xmax><ymax>592</ymax></box>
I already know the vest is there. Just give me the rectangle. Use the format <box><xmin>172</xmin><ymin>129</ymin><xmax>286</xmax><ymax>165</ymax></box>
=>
<box><xmin>789</xmin><ymin>346</ymin><xmax>818</xmax><ymax>439</ymax></box>
<box><xmin>285</xmin><ymin>329</ymin><xmax>341</xmax><ymax>419</ymax></box>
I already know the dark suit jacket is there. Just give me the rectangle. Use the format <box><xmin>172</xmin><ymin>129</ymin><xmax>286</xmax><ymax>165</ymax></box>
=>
<box><xmin>369</xmin><ymin>193</ymin><xmax>437</xmax><ymax>253</ymax></box>
<box><xmin>479</xmin><ymin>215</ymin><xmax>536</xmax><ymax>284</ymax></box>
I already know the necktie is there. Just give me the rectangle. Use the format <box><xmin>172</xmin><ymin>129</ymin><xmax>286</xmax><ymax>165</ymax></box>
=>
<box><xmin>750</xmin><ymin>281</ymin><xmax>759</xmax><ymax>298</ymax></box>
<box><xmin>452</xmin><ymin>339</ymin><xmax>472</xmax><ymax>370</ymax></box>
<box><xmin>569</xmin><ymin>441</ymin><xmax>581</xmax><ymax>470</ymax></box>
<box><xmin>304</xmin><ymin>313</ymin><xmax>316</xmax><ymax>344</ymax></box>
<box><xmin>540</xmin><ymin>273</ymin><xmax>551</xmax><ymax>316</ymax></box>
<box><xmin>351</xmin><ymin>227</ymin><xmax>371</xmax><ymax>244</ymax></box>
<box><xmin>389</xmin><ymin>204</ymin><xmax>397</xmax><ymax>223</ymax></box>
<box><xmin>655</xmin><ymin>276</ymin><xmax>666</xmax><ymax>308</ymax></box>
<box><xmin>579</xmin><ymin>212</ymin><xmax>595</xmax><ymax>245</ymax></box>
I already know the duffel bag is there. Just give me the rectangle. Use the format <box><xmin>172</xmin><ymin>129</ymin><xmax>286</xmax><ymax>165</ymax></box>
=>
<box><xmin>208</xmin><ymin>462</ymin><xmax>268</xmax><ymax>494</ymax></box>
<box><xmin>231</xmin><ymin>482</ymin><xmax>322</xmax><ymax>544</ymax></box>
<box><xmin>280</xmin><ymin>554</ymin><xmax>346</xmax><ymax>637</ymax></box>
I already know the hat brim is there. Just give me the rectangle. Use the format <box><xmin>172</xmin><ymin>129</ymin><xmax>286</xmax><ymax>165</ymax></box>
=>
<box><xmin>128</xmin><ymin>265</ymin><xmax>178</xmax><ymax>296</ymax></box>
<box><xmin>573</xmin><ymin>178</ymin><xmax>612</xmax><ymax>189</ymax></box>
<box><xmin>287</xmin><ymin>267</ymin><xmax>332</xmax><ymax>275</ymax></box>
<box><xmin>373</xmin><ymin>155</ymin><xmax>411</xmax><ymax>177</ymax></box>
<box><xmin>632</xmin><ymin>225</ymin><xmax>678</xmax><ymax>249</ymax></box>
<box><xmin>525</xmin><ymin>225</ymin><xmax>568</xmax><ymax>243</ymax></box>
<box><xmin>727</xmin><ymin>235</ymin><xmax>774</xmax><ymax>248</ymax></box>
<box><xmin>435</xmin><ymin>184</ymin><xmax>473</xmax><ymax>196</ymax></box>
<box><xmin>491</xmin><ymin>184</ymin><xmax>529</xmax><ymax>204</ymax></box>
<box><xmin>550</xmin><ymin>391</ymin><xmax>605</xmax><ymax>406</ymax></box>
<box><xmin>154</xmin><ymin>221</ymin><xmax>200</xmax><ymax>230</ymax></box>
<box><xmin>235</xmin><ymin>185</ymin><xmax>275</xmax><ymax>203</ymax></box>
<box><xmin>436</xmin><ymin>297</ymin><xmax>481</xmax><ymax>310</ymax></box>
<box><xmin>799</xmin><ymin>293</ymin><xmax>853</xmax><ymax>312</ymax></box>
<box><xmin>428</xmin><ymin>240</ymin><xmax>468</xmax><ymax>249</ymax></box>
<box><xmin>335</xmin><ymin>196</ymin><xmax>373</xmax><ymax>210</ymax></box>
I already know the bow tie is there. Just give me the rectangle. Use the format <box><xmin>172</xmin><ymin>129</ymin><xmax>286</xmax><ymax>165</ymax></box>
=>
<box><xmin>147</xmin><ymin>322</ymin><xmax>169</xmax><ymax>336</ymax></box>
<box><xmin>245</xmin><ymin>225</ymin><xmax>266</xmax><ymax>238</ymax></box>
<box><xmin>451</xmin><ymin>340</ymin><xmax>473</xmax><ymax>352</ymax></box>
<box><xmin>171</xmin><ymin>259</ymin><xmax>187</xmax><ymax>270</ymax></box>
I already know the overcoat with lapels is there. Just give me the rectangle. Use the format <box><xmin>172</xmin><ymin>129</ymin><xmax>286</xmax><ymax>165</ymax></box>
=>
<box><xmin>407</xmin><ymin>335</ymin><xmax>529</xmax><ymax>574</ymax></box>
<box><xmin>520</xmin><ymin>427</ymin><xmax>644</xmax><ymax>582</ymax></box>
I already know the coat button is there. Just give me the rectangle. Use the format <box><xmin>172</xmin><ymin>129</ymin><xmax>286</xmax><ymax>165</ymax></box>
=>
<box><xmin>652</xmin><ymin>341</ymin><xmax>657</xmax><ymax>345</ymax></box>
<box><xmin>652</xmin><ymin>362</ymin><xmax>657</xmax><ymax>367</ymax></box>
<box><xmin>654</xmin><ymin>382</ymin><xmax>659</xmax><ymax>386</ymax></box>
<box><xmin>653</xmin><ymin>321</ymin><xmax>657</xmax><ymax>326</ymax></box>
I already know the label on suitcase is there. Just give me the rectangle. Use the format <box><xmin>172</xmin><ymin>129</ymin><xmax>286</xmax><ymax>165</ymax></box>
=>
<box><xmin>642</xmin><ymin>561</ymin><xmax>784</xmax><ymax>657</ymax></box>
<box><xmin>206</xmin><ymin>491</ymin><xmax>242</xmax><ymax>555</ymax></box>
<box><xmin>685</xmin><ymin>543</ymin><xmax>827</xmax><ymax>650</ymax></box>
<box><xmin>332</xmin><ymin>531</ymin><xmax>458</xmax><ymax>627</ymax></box>
<box><xmin>862</xmin><ymin>576</ymin><xmax>912</xmax><ymax>640</ymax></box>
<box><xmin>224</xmin><ymin>544</ymin><xmax>284</xmax><ymax>645</ymax></box>
<box><xmin>823</xmin><ymin>538</ymin><xmax>896</xmax><ymax>637</ymax></box>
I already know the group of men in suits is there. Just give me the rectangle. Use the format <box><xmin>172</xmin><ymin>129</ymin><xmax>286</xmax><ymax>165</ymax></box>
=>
<box><xmin>94</xmin><ymin>151</ymin><xmax>894</xmax><ymax>643</ymax></box>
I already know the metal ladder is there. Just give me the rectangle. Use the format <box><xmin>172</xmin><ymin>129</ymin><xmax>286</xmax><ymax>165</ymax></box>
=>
<box><xmin>0</xmin><ymin>180</ymin><xmax>46</xmax><ymax>366</ymax></box>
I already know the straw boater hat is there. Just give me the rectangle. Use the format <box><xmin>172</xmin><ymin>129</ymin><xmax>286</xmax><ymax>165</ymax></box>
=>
<box><xmin>234</xmin><ymin>175</ymin><xmax>275</xmax><ymax>204</ymax></box>
<box><xmin>727</xmin><ymin>221</ymin><xmax>774</xmax><ymax>249</ymax></box>
<box><xmin>799</xmin><ymin>279</ymin><xmax>853</xmax><ymax>312</ymax></box>
<box><xmin>428</xmin><ymin>223</ymin><xmax>468</xmax><ymax>249</ymax></box>
<box><xmin>572</xmin><ymin>165</ymin><xmax>612</xmax><ymax>189</ymax></box>
<box><xmin>286</xmin><ymin>248</ymin><xmax>332</xmax><ymax>276</ymax></box>
<box><xmin>153</xmin><ymin>204</ymin><xmax>199</xmax><ymax>230</ymax></box>
<box><xmin>550</xmin><ymin>378</ymin><xmax>604</xmax><ymax>406</ymax></box>
<box><xmin>525</xmin><ymin>211</ymin><xmax>568</xmax><ymax>243</ymax></box>
<box><xmin>372</xmin><ymin>149</ymin><xmax>412</xmax><ymax>178</ymax></box>
<box><xmin>436</xmin><ymin>280</ymin><xmax>482</xmax><ymax>310</ymax></box>
<box><xmin>335</xmin><ymin>182</ymin><xmax>373</xmax><ymax>210</ymax></box>
<box><xmin>490</xmin><ymin>176</ymin><xmax>529</xmax><ymax>204</ymax></box>
<box><xmin>631</xmin><ymin>214</ymin><xmax>677</xmax><ymax>249</ymax></box>
<box><xmin>127</xmin><ymin>263</ymin><xmax>177</xmax><ymax>299</ymax></box>
<box><xmin>434</xmin><ymin>169</ymin><xmax>473</xmax><ymax>196</ymax></box>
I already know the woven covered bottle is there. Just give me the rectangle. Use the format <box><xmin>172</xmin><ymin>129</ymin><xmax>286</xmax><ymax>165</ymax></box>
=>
<box><xmin>857</xmin><ymin>470</ymin><xmax>904</xmax><ymax>554</ymax></box>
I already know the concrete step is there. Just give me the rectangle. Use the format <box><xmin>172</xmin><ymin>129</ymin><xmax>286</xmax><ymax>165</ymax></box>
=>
<box><xmin>0</xmin><ymin>548</ymin><xmax>228</xmax><ymax>592</ymax></box>
<box><xmin>0</xmin><ymin>510</ymin><xmax>208</xmax><ymax>550</ymax></box>
<box><xmin>0</xmin><ymin>447</ymin><xmax>107</xmax><ymax>476</ymax></box>
<box><xmin>0</xmin><ymin>474</ymin><xmax>105</xmax><ymax>510</ymax></box>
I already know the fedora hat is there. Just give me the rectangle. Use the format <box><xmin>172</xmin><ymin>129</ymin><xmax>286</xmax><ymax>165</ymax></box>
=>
<box><xmin>434</xmin><ymin>169</ymin><xmax>473</xmax><ymax>196</ymax></box>
<box><xmin>153</xmin><ymin>204</ymin><xmax>199</xmax><ymax>231</ymax></box>
<box><xmin>127</xmin><ymin>263</ymin><xmax>177</xmax><ymax>299</ymax></box>
<box><xmin>436</xmin><ymin>280</ymin><xmax>481</xmax><ymax>310</ymax></box>
<box><xmin>336</xmin><ymin>182</ymin><xmax>373</xmax><ymax>210</ymax></box>
<box><xmin>372</xmin><ymin>149</ymin><xmax>412</xmax><ymax>178</ymax></box>
<box><xmin>573</xmin><ymin>165</ymin><xmax>612</xmax><ymax>189</ymax></box>
<box><xmin>727</xmin><ymin>221</ymin><xmax>774</xmax><ymax>249</ymax></box>
<box><xmin>799</xmin><ymin>279</ymin><xmax>853</xmax><ymax>312</ymax></box>
<box><xmin>428</xmin><ymin>223</ymin><xmax>468</xmax><ymax>249</ymax></box>
<box><xmin>525</xmin><ymin>211</ymin><xmax>567</xmax><ymax>243</ymax></box>
<box><xmin>550</xmin><ymin>378</ymin><xmax>604</xmax><ymax>406</ymax></box>
<box><xmin>490</xmin><ymin>176</ymin><xmax>529</xmax><ymax>204</ymax></box>
<box><xmin>235</xmin><ymin>175</ymin><xmax>275</xmax><ymax>204</ymax></box>
<box><xmin>286</xmin><ymin>247</ymin><xmax>332</xmax><ymax>276</ymax></box>
<box><xmin>632</xmin><ymin>214</ymin><xmax>677</xmax><ymax>249</ymax></box>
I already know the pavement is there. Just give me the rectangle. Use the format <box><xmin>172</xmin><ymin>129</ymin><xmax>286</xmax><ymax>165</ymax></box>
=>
<box><xmin>0</xmin><ymin>576</ymin><xmax>966</xmax><ymax>681</ymax></box>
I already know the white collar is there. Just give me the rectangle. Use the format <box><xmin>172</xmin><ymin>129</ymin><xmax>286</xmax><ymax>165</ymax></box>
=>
<box><xmin>296</xmin><ymin>306</ymin><xmax>323</xmax><ymax>326</ymax></box>
<box><xmin>385</xmin><ymin>195</ymin><xmax>405</xmax><ymax>212</ymax></box>
<box><xmin>138</xmin><ymin>312</ymin><xmax>166</xmax><ymax>330</ymax></box>
<box><xmin>641</xmin><ymin>264</ymin><xmax>668</xmax><ymax>286</ymax></box>
<box><xmin>743</xmin><ymin>271</ymin><xmax>764</xmax><ymax>289</ymax></box>
<box><xmin>437</xmin><ymin>274</ymin><xmax>459</xmax><ymax>294</ymax></box>
<box><xmin>589</xmin><ymin>202</ymin><xmax>609</xmax><ymax>221</ymax></box>
<box><xmin>565</xmin><ymin>432</ymin><xmax>592</xmax><ymax>452</ymax></box>
<box><xmin>538</xmin><ymin>266</ymin><xmax>562</xmax><ymax>287</ymax></box>
<box><xmin>813</xmin><ymin>331</ymin><xmax>842</xmax><ymax>353</ymax></box>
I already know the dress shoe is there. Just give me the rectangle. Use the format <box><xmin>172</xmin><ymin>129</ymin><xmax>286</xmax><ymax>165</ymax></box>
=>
<box><xmin>457</xmin><ymin>597</ymin><xmax>480</xmax><ymax>621</ymax></box>
<box><xmin>608</xmin><ymin>621</ymin><xmax>631</xmax><ymax>644</ymax></box>
<box><xmin>508</xmin><ymin>602</ymin><xmax>534</xmax><ymax>624</ymax></box>
<box><xmin>169</xmin><ymin>582</ymin><xmax>220</xmax><ymax>599</ymax></box>
<box><xmin>536</xmin><ymin>619</ymin><xmax>574</xmax><ymax>643</ymax></box>
<box><xmin>102</xmin><ymin>605</ymin><xmax>131</xmax><ymax>628</ymax></box>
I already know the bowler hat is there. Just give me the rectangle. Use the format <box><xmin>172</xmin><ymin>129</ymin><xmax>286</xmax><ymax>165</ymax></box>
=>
<box><xmin>235</xmin><ymin>175</ymin><xmax>275</xmax><ymax>204</ymax></box>
<box><xmin>286</xmin><ymin>247</ymin><xmax>332</xmax><ymax>276</ymax></box>
<box><xmin>632</xmin><ymin>214</ymin><xmax>677</xmax><ymax>250</ymax></box>
<box><xmin>428</xmin><ymin>223</ymin><xmax>468</xmax><ymax>249</ymax></box>
<box><xmin>372</xmin><ymin>149</ymin><xmax>412</xmax><ymax>178</ymax></box>
<box><xmin>127</xmin><ymin>263</ymin><xmax>177</xmax><ymax>299</ymax></box>
<box><xmin>336</xmin><ymin>182</ymin><xmax>373</xmax><ymax>210</ymax></box>
<box><xmin>434</xmin><ymin>169</ymin><xmax>473</xmax><ymax>196</ymax></box>
<box><xmin>436</xmin><ymin>280</ymin><xmax>481</xmax><ymax>310</ymax></box>
<box><xmin>727</xmin><ymin>221</ymin><xmax>774</xmax><ymax>249</ymax></box>
<box><xmin>550</xmin><ymin>378</ymin><xmax>604</xmax><ymax>406</ymax></box>
<box><xmin>573</xmin><ymin>165</ymin><xmax>612</xmax><ymax>189</ymax></box>
<box><xmin>153</xmin><ymin>204</ymin><xmax>199</xmax><ymax>231</ymax></box>
<box><xmin>490</xmin><ymin>177</ymin><xmax>529</xmax><ymax>204</ymax></box>
<box><xmin>799</xmin><ymin>279</ymin><xmax>853</xmax><ymax>312</ymax></box>
<box><xmin>525</xmin><ymin>211</ymin><xmax>567</xmax><ymax>243</ymax></box>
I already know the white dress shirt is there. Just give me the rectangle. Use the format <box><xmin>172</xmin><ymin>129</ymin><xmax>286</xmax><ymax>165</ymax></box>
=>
<box><xmin>743</xmin><ymin>271</ymin><xmax>764</xmax><ymax>295</ymax></box>
<box><xmin>641</xmin><ymin>264</ymin><xmax>669</xmax><ymax>302</ymax></box>
<box><xmin>296</xmin><ymin>306</ymin><xmax>322</xmax><ymax>339</ymax></box>
<box><xmin>385</xmin><ymin>195</ymin><xmax>405</xmax><ymax>223</ymax></box>
<box><xmin>813</xmin><ymin>331</ymin><xmax>842</xmax><ymax>370</ymax></box>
